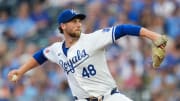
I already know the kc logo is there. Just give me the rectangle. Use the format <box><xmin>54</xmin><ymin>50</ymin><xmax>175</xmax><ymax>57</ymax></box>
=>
<box><xmin>71</xmin><ymin>9</ymin><xmax>78</xmax><ymax>14</ymax></box>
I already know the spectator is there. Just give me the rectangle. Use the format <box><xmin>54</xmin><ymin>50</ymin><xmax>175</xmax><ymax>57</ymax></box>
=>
<box><xmin>0</xmin><ymin>6</ymin><xmax>12</xmax><ymax>40</ymax></box>
<box><xmin>153</xmin><ymin>0</ymin><xmax>176</xmax><ymax>17</ymax></box>
<box><xmin>8</xmin><ymin>2</ymin><xmax>36</xmax><ymax>40</ymax></box>
<box><xmin>30</xmin><ymin>1</ymin><xmax>50</xmax><ymax>33</ymax></box>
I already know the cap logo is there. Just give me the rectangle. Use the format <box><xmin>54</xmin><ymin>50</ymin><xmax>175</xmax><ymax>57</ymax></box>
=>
<box><xmin>71</xmin><ymin>9</ymin><xmax>77</xmax><ymax>14</ymax></box>
<box><xmin>58</xmin><ymin>9</ymin><xmax>86</xmax><ymax>24</ymax></box>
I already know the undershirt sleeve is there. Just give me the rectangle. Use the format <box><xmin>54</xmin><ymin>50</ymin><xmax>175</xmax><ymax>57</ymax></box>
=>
<box><xmin>114</xmin><ymin>24</ymin><xmax>141</xmax><ymax>40</ymax></box>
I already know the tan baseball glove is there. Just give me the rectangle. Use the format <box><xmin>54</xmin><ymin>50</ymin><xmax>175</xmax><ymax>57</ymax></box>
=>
<box><xmin>152</xmin><ymin>35</ymin><xmax>168</xmax><ymax>69</ymax></box>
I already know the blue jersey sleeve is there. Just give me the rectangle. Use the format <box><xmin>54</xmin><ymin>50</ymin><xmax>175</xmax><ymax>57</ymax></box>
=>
<box><xmin>33</xmin><ymin>48</ymin><xmax>47</xmax><ymax>65</ymax></box>
<box><xmin>114</xmin><ymin>24</ymin><xmax>141</xmax><ymax>40</ymax></box>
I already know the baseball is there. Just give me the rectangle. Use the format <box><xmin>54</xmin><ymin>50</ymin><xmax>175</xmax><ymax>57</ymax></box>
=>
<box><xmin>12</xmin><ymin>75</ymin><xmax>18</xmax><ymax>81</ymax></box>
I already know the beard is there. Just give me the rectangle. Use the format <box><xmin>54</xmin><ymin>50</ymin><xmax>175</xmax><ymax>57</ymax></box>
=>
<box><xmin>68</xmin><ymin>30</ymin><xmax>81</xmax><ymax>38</ymax></box>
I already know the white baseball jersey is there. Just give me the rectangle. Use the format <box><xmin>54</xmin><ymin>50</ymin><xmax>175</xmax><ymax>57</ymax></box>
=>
<box><xmin>43</xmin><ymin>27</ymin><xmax>117</xmax><ymax>99</ymax></box>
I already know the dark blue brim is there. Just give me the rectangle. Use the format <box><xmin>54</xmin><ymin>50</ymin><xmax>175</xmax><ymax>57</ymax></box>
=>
<box><xmin>63</xmin><ymin>14</ymin><xmax>86</xmax><ymax>23</ymax></box>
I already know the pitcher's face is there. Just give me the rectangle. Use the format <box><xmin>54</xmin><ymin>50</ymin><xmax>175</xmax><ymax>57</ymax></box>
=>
<box><xmin>61</xmin><ymin>18</ymin><xmax>82</xmax><ymax>38</ymax></box>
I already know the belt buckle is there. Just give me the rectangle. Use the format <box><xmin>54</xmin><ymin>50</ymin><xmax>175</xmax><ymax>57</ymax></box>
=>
<box><xmin>89</xmin><ymin>96</ymin><xmax>103</xmax><ymax>101</ymax></box>
<box><xmin>89</xmin><ymin>96</ymin><xmax>98</xmax><ymax>101</ymax></box>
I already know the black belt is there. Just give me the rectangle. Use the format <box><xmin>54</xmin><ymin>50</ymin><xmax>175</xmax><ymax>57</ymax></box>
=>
<box><xmin>85</xmin><ymin>96</ymin><xmax>104</xmax><ymax>101</ymax></box>
<box><xmin>74</xmin><ymin>87</ymin><xmax>120</xmax><ymax>101</ymax></box>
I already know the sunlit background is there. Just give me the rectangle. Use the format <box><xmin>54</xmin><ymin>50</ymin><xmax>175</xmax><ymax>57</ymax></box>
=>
<box><xmin>0</xmin><ymin>0</ymin><xmax>180</xmax><ymax>101</ymax></box>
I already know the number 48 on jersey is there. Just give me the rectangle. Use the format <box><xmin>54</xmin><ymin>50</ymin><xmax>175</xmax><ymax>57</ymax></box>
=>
<box><xmin>82</xmin><ymin>64</ymin><xmax>96</xmax><ymax>78</ymax></box>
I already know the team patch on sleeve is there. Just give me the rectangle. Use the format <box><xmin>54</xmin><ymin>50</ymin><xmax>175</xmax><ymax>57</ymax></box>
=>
<box><xmin>43</xmin><ymin>46</ymin><xmax>56</xmax><ymax>63</ymax></box>
<box><xmin>45</xmin><ymin>49</ymin><xmax>50</xmax><ymax>53</ymax></box>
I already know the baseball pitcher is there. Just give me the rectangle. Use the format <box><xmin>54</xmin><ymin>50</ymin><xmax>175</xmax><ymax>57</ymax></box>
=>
<box><xmin>8</xmin><ymin>9</ymin><xmax>167</xmax><ymax>101</ymax></box>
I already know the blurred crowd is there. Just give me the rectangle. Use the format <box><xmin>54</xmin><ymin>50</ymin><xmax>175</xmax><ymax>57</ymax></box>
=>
<box><xmin>0</xmin><ymin>0</ymin><xmax>180</xmax><ymax>101</ymax></box>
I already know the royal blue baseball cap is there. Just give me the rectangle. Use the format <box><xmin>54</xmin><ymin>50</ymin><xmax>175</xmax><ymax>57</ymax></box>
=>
<box><xmin>58</xmin><ymin>9</ymin><xmax>86</xmax><ymax>24</ymax></box>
